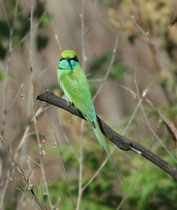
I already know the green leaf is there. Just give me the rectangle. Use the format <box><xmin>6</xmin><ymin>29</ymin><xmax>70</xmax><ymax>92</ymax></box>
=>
<box><xmin>36</xmin><ymin>35</ymin><xmax>49</xmax><ymax>51</ymax></box>
<box><xmin>0</xmin><ymin>21</ymin><xmax>10</xmax><ymax>37</ymax></box>
<box><xmin>0</xmin><ymin>69</ymin><xmax>5</xmax><ymax>80</ymax></box>
<box><xmin>0</xmin><ymin>45</ymin><xmax>7</xmax><ymax>60</ymax></box>
<box><xmin>110</xmin><ymin>62</ymin><xmax>128</xmax><ymax>81</ymax></box>
<box><xmin>41</xmin><ymin>12</ymin><xmax>51</xmax><ymax>26</ymax></box>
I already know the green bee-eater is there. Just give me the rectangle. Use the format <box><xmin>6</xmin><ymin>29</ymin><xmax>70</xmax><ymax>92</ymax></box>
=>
<box><xmin>57</xmin><ymin>50</ymin><xmax>124</xmax><ymax>182</ymax></box>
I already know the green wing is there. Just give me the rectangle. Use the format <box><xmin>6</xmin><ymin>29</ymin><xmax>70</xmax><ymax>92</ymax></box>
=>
<box><xmin>59</xmin><ymin>65</ymin><xmax>97</xmax><ymax>124</ymax></box>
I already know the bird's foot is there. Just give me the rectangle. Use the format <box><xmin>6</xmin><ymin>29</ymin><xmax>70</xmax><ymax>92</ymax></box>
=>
<box><xmin>67</xmin><ymin>100</ymin><xmax>73</xmax><ymax>107</ymax></box>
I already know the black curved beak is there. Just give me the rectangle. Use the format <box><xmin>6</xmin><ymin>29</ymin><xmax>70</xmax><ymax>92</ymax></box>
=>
<box><xmin>67</xmin><ymin>59</ymin><xmax>73</xmax><ymax>70</ymax></box>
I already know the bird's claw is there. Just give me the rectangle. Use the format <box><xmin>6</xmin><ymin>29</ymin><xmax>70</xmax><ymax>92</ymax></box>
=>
<box><xmin>67</xmin><ymin>101</ymin><xmax>73</xmax><ymax>107</ymax></box>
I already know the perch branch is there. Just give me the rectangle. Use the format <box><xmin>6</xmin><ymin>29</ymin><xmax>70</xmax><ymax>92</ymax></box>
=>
<box><xmin>36</xmin><ymin>91</ymin><xmax>177</xmax><ymax>180</ymax></box>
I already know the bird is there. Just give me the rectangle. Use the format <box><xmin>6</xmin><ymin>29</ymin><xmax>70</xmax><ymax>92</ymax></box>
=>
<box><xmin>57</xmin><ymin>50</ymin><xmax>124</xmax><ymax>182</ymax></box>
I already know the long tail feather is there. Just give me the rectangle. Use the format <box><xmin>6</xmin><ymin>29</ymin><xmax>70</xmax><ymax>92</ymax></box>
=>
<box><xmin>92</xmin><ymin>121</ymin><xmax>125</xmax><ymax>183</ymax></box>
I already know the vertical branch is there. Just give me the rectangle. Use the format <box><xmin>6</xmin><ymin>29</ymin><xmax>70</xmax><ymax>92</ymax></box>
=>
<box><xmin>0</xmin><ymin>0</ymin><xmax>19</xmax><ymax>207</ymax></box>
<box><xmin>45</xmin><ymin>112</ymin><xmax>76</xmax><ymax>209</ymax></box>
<box><xmin>33</xmin><ymin>116</ymin><xmax>53</xmax><ymax>209</ymax></box>
<box><xmin>27</xmin><ymin>2</ymin><xmax>35</xmax><ymax>118</ymax></box>
<box><xmin>58</xmin><ymin>111</ymin><xmax>79</xmax><ymax>160</ymax></box>
<box><xmin>80</xmin><ymin>0</ymin><xmax>86</xmax><ymax>70</ymax></box>
<box><xmin>0</xmin><ymin>168</ymin><xmax>11</xmax><ymax>210</ymax></box>
<box><xmin>75</xmin><ymin>2</ymin><xmax>86</xmax><ymax>208</ymax></box>
<box><xmin>0</xmin><ymin>0</ymin><xmax>19</xmax><ymax>136</ymax></box>
<box><xmin>76</xmin><ymin>120</ymin><xmax>84</xmax><ymax>210</ymax></box>
<box><xmin>28</xmin><ymin>3</ymin><xmax>53</xmax><ymax>209</ymax></box>
<box><xmin>19</xmin><ymin>1</ymin><xmax>34</xmax><ymax>167</ymax></box>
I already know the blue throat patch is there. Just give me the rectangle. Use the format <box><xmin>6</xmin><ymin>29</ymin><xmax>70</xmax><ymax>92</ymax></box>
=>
<box><xmin>58</xmin><ymin>59</ymin><xmax>78</xmax><ymax>70</ymax></box>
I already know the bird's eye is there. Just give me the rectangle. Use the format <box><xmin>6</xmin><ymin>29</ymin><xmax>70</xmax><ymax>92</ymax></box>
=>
<box><xmin>72</xmin><ymin>56</ymin><xmax>78</xmax><ymax>62</ymax></box>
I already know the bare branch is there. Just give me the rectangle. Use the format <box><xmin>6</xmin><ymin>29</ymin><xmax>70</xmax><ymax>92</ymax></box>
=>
<box><xmin>36</xmin><ymin>91</ymin><xmax>177</xmax><ymax>180</ymax></box>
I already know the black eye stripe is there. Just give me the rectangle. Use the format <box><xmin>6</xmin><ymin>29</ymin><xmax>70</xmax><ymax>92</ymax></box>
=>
<box><xmin>72</xmin><ymin>56</ymin><xmax>78</xmax><ymax>62</ymax></box>
<box><xmin>60</xmin><ymin>56</ymin><xmax>78</xmax><ymax>62</ymax></box>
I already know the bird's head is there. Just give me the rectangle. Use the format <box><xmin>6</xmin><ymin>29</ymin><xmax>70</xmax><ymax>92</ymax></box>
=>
<box><xmin>58</xmin><ymin>50</ymin><xmax>79</xmax><ymax>71</ymax></box>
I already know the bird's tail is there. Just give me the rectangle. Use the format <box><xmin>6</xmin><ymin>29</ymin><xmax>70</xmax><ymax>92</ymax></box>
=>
<box><xmin>92</xmin><ymin>120</ymin><xmax>125</xmax><ymax>183</ymax></box>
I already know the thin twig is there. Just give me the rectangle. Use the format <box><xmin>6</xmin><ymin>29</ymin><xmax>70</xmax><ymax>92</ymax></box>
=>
<box><xmin>93</xmin><ymin>34</ymin><xmax>119</xmax><ymax>100</ymax></box>
<box><xmin>33</xmin><ymin>115</ymin><xmax>53</xmax><ymax>209</ymax></box>
<box><xmin>0</xmin><ymin>167</ymin><xmax>12</xmax><ymax>210</ymax></box>
<box><xmin>45</xmin><ymin>111</ymin><xmax>75</xmax><ymax>209</ymax></box>
<box><xmin>14</xmin><ymin>11</ymin><xmax>47</xmax><ymax>50</ymax></box>
<box><xmin>82</xmin><ymin>153</ymin><xmax>109</xmax><ymax>192</ymax></box>
<box><xmin>7</xmin><ymin>83</ymin><xmax>24</xmax><ymax>112</ymax></box>
<box><xmin>14</xmin><ymin>104</ymin><xmax>48</xmax><ymax>160</ymax></box>
<box><xmin>117</xmin><ymin>123</ymin><xmax>160</xmax><ymax>210</ymax></box>
<box><xmin>132</xmin><ymin>15</ymin><xmax>176</xmax><ymax>126</ymax></box>
<box><xmin>58</xmin><ymin>109</ymin><xmax>79</xmax><ymax>161</ymax></box>
<box><xmin>26</xmin><ymin>156</ymin><xmax>41</xmax><ymax>183</ymax></box>
<box><xmin>80</xmin><ymin>0</ymin><xmax>86</xmax><ymax>70</ymax></box>
<box><xmin>118</xmin><ymin>83</ymin><xmax>177</xmax><ymax>142</ymax></box>
<box><xmin>76</xmin><ymin>120</ymin><xmax>84</xmax><ymax>210</ymax></box>
<box><xmin>0</xmin><ymin>137</ymin><xmax>45</xmax><ymax>210</ymax></box>
<box><xmin>116</xmin><ymin>75</ymin><xmax>174</xmax><ymax>208</ymax></box>
<box><xmin>52</xmin><ymin>24</ymin><xmax>63</xmax><ymax>51</ymax></box>
<box><xmin>17</xmin><ymin>187</ymin><xmax>38</xmax><ymax>210</ymax></box>
<box><xmin>134</xmin><ymin>76</ymin><xmax>177</xmax><ymax>163</ymax></box>
<box><xmin>0</xmin><ymin>0</ymin><xmax>10</xmax><ymax>30</ymax></box>
<box><xmin>84</xmin><ymin>0</ymin><xmax>98</xmax><ymax>37</ymax></box>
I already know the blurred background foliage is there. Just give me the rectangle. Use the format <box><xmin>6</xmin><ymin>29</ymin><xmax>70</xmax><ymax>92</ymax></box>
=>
<box><xmin>0</xmin><ymin>0</ymin><xmax>177</xmax><ymax>209</ymax></box>
<box><xmin>0</xmin><ymin>0</ymin><xmax>51</xmax><ymax>59</ymax></box>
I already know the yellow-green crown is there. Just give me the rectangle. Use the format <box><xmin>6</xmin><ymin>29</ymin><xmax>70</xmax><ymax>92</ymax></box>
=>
<box><xmin>60</xmin><ymin>50</ymin><xmax>78</xmax><ymax>60</ymax></box>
